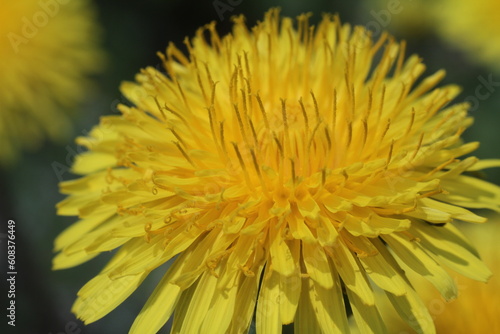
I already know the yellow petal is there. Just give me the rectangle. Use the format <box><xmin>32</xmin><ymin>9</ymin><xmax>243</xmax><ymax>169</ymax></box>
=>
<box><xmin>177</xmin><ymin>270</ymin><xmax>218</xmax><ymax>333</ymax></box>
<box><xmin>371</xmin><ymin>238</ymin><xmax>436</xmax><ymax>333</ymax></box>
<box><xmin>317</xmin><ymin>214</ymin><xmax>339</xmax><ymax>246</ymax></box>
<box><xmin>78</xmin><ymin>198</ymin><xmax>109</xmax><ymax>217</ymax></box>
<box><xmin>256</xmin><ymin>267</ymin><xmax>281</xmax><ymax>334</ymax></box>
<box><xmin>171</xmin><ymin>278</ymin><xmax>198</xmax><ymax>334</ymax></box>
<box><xmin>279</xmin><ymin>240</ymin><xmax>301</xmax><ymax>324</ymax></box>
<box><xmin>410</xmin><ymin>220</ymin><xmax>492</xmax><ymax>282</ymax></box>
<box><xmin>73</xmin><ymin>272</ymin><xmax>147</xmax><ymax>324</ymax></box>
<box><xmin>442</xmin><ymin>222</ymin><xmax>480</xmax><ymax>256</ymax></box>
<box><xmin>435</xmin><ymin>156</ymin><xmax>478</xmax><ymax>179</ymax></box>
<box><xmin>294</xmin><ymin>278</ymin><xmax>321</xmax><ymax>334</ymax></box>
<box><xmin>404</xmin><ymin>200</ymin><xmax>452</xmax><ymax>224</ymax></box>
<box><xmin>357</xmin><ymin>240</ymin><xmax>407</xmax><ymax>296</ymax></box>
<box><xmin>218</xmin><ymin>235</ymin><xmax>255</xmax><ymax>288</ymax></box>
<box><xmin>109</xmin><ymin>215</ymin><xmax>168</xmax><ymax>238</ymax></box>
<box><xmin>60</xmin><ymin>216</ymin><xmax>129</xmax><ymax>257</ymax></box>
<box><xmin>270</xmin><ymin>228</ymin><xmax>295</xmax><ymax>277</ymax></box>
<box><xmin>200</xmin><ymin>272</ymin><xmax>238</xmax><ymax>333</ymax></box>
<box><xmin>52</xmin><ymin>249</ymin><xmax>98</xmax><ymax>270</ymax></box>
<box><xmin>421</xmin><ymin>142</ymin><xmax>478</xmax><ymax>166</ymax></box>
<box><xmin>342</xmin><ymin>210</ymin><xmax>411</xmax><ymax>237</ymax></box>
<box><xmin>346</xmin><ymin>288</ymin><xmax>387</xmax><ymax>334</ymax></box>
<box><xmin>57</xmin><ymin>194</ymin><xmax>99</xmax><ymax>216</ymax></box>
<box><xmin>418</xmin><ymin>198</ymin><xmax>486</xmax><ymax>223</ymax></box>
<box><xmin>129</xmin><ymin>261</ymin><xmax>184</xmax><ymax>334</ymax></box>
<box><xmin>383</xmin><ymin>233</ymin><xmax>457</xmax><ymax>301</ymax></box>
<box><xmin>385</xmin><ymin>286</ymin><xmax>436</xmax><ymax>334</ymax></box>
<box><xmin>329</xmin><ymin>240</ymin><xmax>375</xmax><ymax>306</ymax></box>
<box><xmin>466</xmin><ymin>158</ymin><xmax>500</xmax><ymax>171</ymax></box>
<box><xmin>228</xmin><ymin>264</ymin><xmax>265</xmax><ymax>333</ymax></box>
<box><xmin>438</xmin><ymin>175</ymin><xmax>500</xmax><ymax>212</ymax></box>
<box><xmin>222</xmin><ymin>216</ymin><xmax>246</xmax><ymax>234</ymax></box>
<box><xmin>101</xmin><ymin>190</ymin><xmax>156</xmax><ymax>208</ymax></box>
<box><xmin>59</xmin><ymin>171</ymin><xmax>107</xmax><ymax>194</ymax></box>
<box><xmin>54</xmin><ymin>208</ymin><xmax>115</xmax><ymax>251</ymax></box>
<box><xmin>105</xmin><ymin>236</ymin><xmax>169</xmax><ymax>279</ymax></box>
<box><xmin>173</xmin><ymin>231</ymin><xmax>237</xmax><ymax>289</ymax></box>
<box><xmin>321</xmin><ymin>193</ymin><xmax>353</xmax><ymax>213</ymax></box>
<box><xmin>296</xmin><ymin>194</ymin><xmax>321</xmax><ymax>221</ymax></box>
<box><xmin>72</xmin><ymin>152</ymin><xmax>116</xmax><ymax>174</ymax></box>
<box><xmin>338</xmin><ymin>178</ymin><xmax>439</xmax><ymax>207</ymax></box>
<box><xmin>287</xmin><ymin>206</ymin><xmax>316</xmax><ymax>242</ymax></box>
<box><xmin>302</xmin><ymin>242</ymin><xmax>334</xmax><ymax>289</ymax></box>
<box><xmin>309</xmin><ymin>273</ymin><xmax>350</xmax><ymax>334</ymax></box>
<box><xmin>241</xmin><ymin>204</ymin><xmax>273</xmax><ymax>235</ymax></box>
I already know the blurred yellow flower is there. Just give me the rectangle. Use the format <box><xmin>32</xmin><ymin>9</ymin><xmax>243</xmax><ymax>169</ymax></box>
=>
<box><xmin>368</xmin><ymin>0</ymin><xmax>500</xmax><ymax>72</ymax></box>
<box><xmin>432</xmin><ymin>0</ymin><xmax>500</xmax><ymax>70</ymax></box>
<box><xmin>0</xmin><ymin>0</ymin><xmax>103</xmax><ymax>165</ymax></box>
<box><xmin>363</xmin><ymin>0</ymin><xmax>432</xmax><ymax>37</ymax></box>
<box><xmin>54</xmin><ymin>9</ymin><xmax>500</xmax><ymax>334</ymax></box>
<box><xmin>367</xmin><ymin>217</ymin><xmax>500</xmax><ymax>334</ymax></box>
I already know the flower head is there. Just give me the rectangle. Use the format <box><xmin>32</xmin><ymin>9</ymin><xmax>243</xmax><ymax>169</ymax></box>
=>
<box><xmin>0</xmin><ymin>0</ymin><xmax>103</xmax><ymax>165</ymax></box>
<box><xmin>54</xmin><ymin>9</ymin><xmax>500</xmax><ymax>334</ymax></box>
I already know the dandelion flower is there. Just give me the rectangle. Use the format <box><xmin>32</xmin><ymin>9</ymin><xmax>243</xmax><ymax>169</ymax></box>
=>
<box><xmin>431</xmin><ymin>0</ymin><xmax>500</xmax><ymax>71</ymax></box>
<box><xmin>363</xmin><ymin>0</ymin><xmax>432</xmax><ymax>37</ymax></box>
<box><xmin>0</xmin><ymin>0</ymin><xmax>103</xmax><ymax>165</ymax></box>
<box><xmin>54</xmin><ymin>9</ymin><xmax>500</xmax><ymax>334</ymax></box>
<box><xmin>362</xmin><ymin>217</ymin><xmax>500</xmax><ymax>334</ymax></box>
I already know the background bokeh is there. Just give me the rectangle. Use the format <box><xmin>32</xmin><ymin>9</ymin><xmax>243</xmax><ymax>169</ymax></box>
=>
<box><xmin>1</xmin><ymin>0</ymin><xmax>499</xmax><ymax>333</ymax></box>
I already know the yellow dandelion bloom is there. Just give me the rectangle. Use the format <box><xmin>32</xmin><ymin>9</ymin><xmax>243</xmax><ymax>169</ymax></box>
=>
<box><xmin>0</xmin><ymin>0</ymin><xmax>103</xmax><ymax>165</ymax></box>
<box><xmin>364</xmin><ymin>217</ymin><xmax>500</xmax><ymax>334</ymax></box>
<box><xmin>364</xmin><ymin>0</ymin><xmax>432</xmax><ymax>37</ymax></box>
<box><xmin>54</xmin><ymin>9</ymin><xmax>500</xmax><ymax>334</ymax></box>
<box><xmin>432</xmin><ymin>0</ymin><xmax>500</xmax><ymax>70</ymax></box>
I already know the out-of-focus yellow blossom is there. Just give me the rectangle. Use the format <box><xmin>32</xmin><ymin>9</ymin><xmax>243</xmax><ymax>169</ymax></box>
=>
<box><xmin>0</xmin><ymin>0</ymin><xmax>103</xmax><ymax>165</ymax></box>
<box><xmin>431</xmin><ymin>0</ymin><xmax>500</xmax><ymax>71</ymax></box>
<box><xmin>361</xmin><ymin>217</ymin><xmax>500</xmax><ymax>334</ymax></box>
<box><xmin>362</xmin><ymin>0</ymin><xmax>432</xmax><ymax>37</ymax></box>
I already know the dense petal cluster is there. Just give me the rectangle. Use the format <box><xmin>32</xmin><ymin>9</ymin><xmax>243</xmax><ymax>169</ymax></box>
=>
<box><xmin>0</xmin><ymin>0</ymin><xmax>103</xmax><ymax>165</ymax></box>
<box><xmin>55</xmin><ymin>9</ymin><xmax>500</xmax><ymax>334</ymax></box>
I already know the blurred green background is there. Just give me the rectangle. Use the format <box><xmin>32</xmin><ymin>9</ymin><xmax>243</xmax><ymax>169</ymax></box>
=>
<box><xmin>1</xmin><ymin>0</ymin><xmax>499</xmax><ymax>333</ymax></box>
